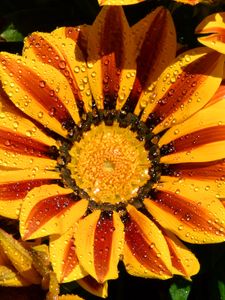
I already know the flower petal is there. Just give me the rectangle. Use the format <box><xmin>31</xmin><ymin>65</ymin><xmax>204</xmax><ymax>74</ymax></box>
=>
<box><xmin>87</xmin><ymin>6</ymin><xmax>136</xmax><ymax>110</ymax></box>
<box><xmin>50</xmin><ymin>226</ymin><xmax>86</xmax><ymax>283</ymax></box>
<box><xmin>52</xmin><ymin>25</ymin><xmax>89</xmax><ymax>60</ymax></box>
<box><xmin>123</xmin><ymin>205</ymin><xmax>172</xmax><ymax>279</ymax></box>
<box><xmin>0</xmin><ymin>228</ymin><xmax>41</xmax><ymax>284</ymax></box>
<box><xmin>23</xmin><ymin>31</ymin><xmax>92</xmax><ymax>115</ymax></box>
<box><xmin>141</xmin><ymin>48</ymin><xmax>224</xmax><ymax>134</ymax></box>
<box><xmin>0</xmin><ymin>266</ymin><xmax>30</xmax><ymax>287</ymax></box>
<box><xmin>77</xmin><ymin>275</ymin><xmax>108</xmax><ymax>298</ymax></box>
<box><xmin>0</xmin><ymin>52</ymin><xmax>79</xmax><ymax>137</ymax></box>
<box><xmin>163</xmin><ymin>229</ymin><xmax>200</xmax><ymax>279</ymax></box>
<box><xmin>196</xmin><ymin>13</ymin><xmax>225</xmax><ymax>54</ymax></box>
<box><xmin>144</xmin><ymin>178</ymin><xmax>225</xmax><ymax>243</ymax></box>
<box><xmin>159</xmin><ymin>96</ymin><xmax>225</xmax><ymax>164</ymax></box>
<box><xmin>124</xmin><ymin>7</ymin><xmax>176</xmax><ymax>114</ymax></box>
<box><xmin>75</xmin><ymin>210</ymin><xmax>124</xmax><ymax>283</ymax></box>
<box><xmin>58</xmin><ymin>295</ymin><xmax>84</xmax><ymax>300</ymax></box>
<box><xmin>20</xmin><ymin>185</ymin><xmax>88</xmax><ymax>240</ymax></box>
<box><xmin>162</xmin><ymin>159</ymin><xmax>225</xmax><ymax>198</ymax></box>
<box><xmin>98</xmin><ymin>0</ymin><xmax>144</xmax><ymax>5</ymax></box>
<box><xmin>0</xmin><ymin>169</ymin><xmax>60</xmax><ymax>219</ymax></box>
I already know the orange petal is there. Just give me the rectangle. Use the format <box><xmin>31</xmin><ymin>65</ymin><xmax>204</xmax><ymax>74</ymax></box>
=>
<box><xmin>196</xmin><ymin>13</ymin><xmax>225</xmax><ymax>54</ymax></box>
<box><xmin>87</xmin><ymin>6</ymin><xmax>136</xmax><ymax>110</ymax></box>
<box><xmin>124</xmin><ymin>7</ymin><xmax>176</xmax><ymax>114</ymax></box>
<box><xmin>163</xmin><ymin>230</ymin><xmax>200</xmax><ymax>279</ymax></box>
<box><xmin>0</xmin><ymin>52</ymin><xmax>80</xmax><ymax>137</ymax></box>
<box><xmin>20</xmin><ymin>185</ymin><xmax>88</xmax><ymax>240</ymax></box>
<box><xmin>144</xmin><ymin>178</ymin><xmax>225</xmax><ymax>244</ymax></box>
<box><xmin>50</xmin><ymin>226</ymin><xmax>86</xmax><ymax>283</ymax></box>
<box><xmin>123</xmin><ymin>205</ymin><xmax>172</xmax><ymax>279</ymax></box>
<box><xmin>77</xmin><ymin>275</ymin><xmax>108</xmax><ymax>298</ymax></box>
<box><xmin>75</xmin><ymin>210</ymin><xmax>124</xmax><ymax>283</ymax></box>
<box><xmin>23</xmin><ymin>31</ymin><xmax>92</xmax><ymax>115</ymax></box>
<box><xmin>141</xmin><ymin>48</ymin><xmax>224</xmax><ymax>134</ymax></box>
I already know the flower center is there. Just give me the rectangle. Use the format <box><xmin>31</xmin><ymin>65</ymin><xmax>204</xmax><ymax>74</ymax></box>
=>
<box><xmin>58</xmin><ymin>111</ymin><xmax>160</xmax><ymax>209</ymax></box>
<box><xmin>68</xmin><ymin>123</ymin><xmax>150</xmax><ymax>204</ymax></box>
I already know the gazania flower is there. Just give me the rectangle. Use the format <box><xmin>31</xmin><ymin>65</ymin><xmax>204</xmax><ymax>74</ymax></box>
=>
<box><xmin>97</xmin><ymin>0</ymin><xmax>213</xmax><ymax>6</ymax></box>
<box><xmin>0</xmin><ymin>5</ymin><xmax>225</xmax><ymax>297</ymax></box>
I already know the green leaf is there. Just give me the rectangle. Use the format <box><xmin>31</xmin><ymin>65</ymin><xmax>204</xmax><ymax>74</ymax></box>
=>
<box><xmin>169</xmin><ymin>279</ymin><xmax>191</xmax><ymax>300</ymax></box>
<box><xmin>218</xmin><ymin>280</ymin><xmax>225</xmax><ymax>300</ymax></box>
<box><xmin>1</xmin><ymin>23</ymin><xmax>24</xmax><ymax>42</ymax></box>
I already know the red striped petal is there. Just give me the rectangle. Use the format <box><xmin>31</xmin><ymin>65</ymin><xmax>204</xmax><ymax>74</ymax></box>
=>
<box><xmin>23</xmin><ymin>193</ymin><xmax>75</xmax><ymax>239</ymax></box>
<box><xmin>162</xmin><ymin>159</ymin><xmax>225</xmax><ymax>181</ymax></box>
<box><xmin>75</xmin><ymin>210</ymin><xmax>124</xmax><ymax>283</ymax></box>
<box><xmin>125</xmin><ymin>7</ymin><xmax>176</xmax><ymax>113</ymax></box>
<box><xmin>93</xmin><ymin>212</ymin><xmax>114</xmax><ymax>282</ymax></box>
<box><xmin>150</xmin><ymin>51</ymin><xmax>220</xmax><ymax>126</ymax></box>
<box><xmin>0</xmin><ymin>178</ymin><xmax>59</xmax><ymax>200</ymax></box>
<box><xmin>161</xmin><ymin>126</ymin><xmax>225</xmax><ymax>156</ymax></box>
<box><xmin>0</xmin><ymin>128</ymin><xmax>56</xmax><ymax>158</ymax></box>
<box><xmin>124</xmin><ymin>213</ymin><xmax>172</xmax><ymax>277</ymax></box>
<box><xmin>0</xmin><ymin>53</ymin><xmax>74</xmax><ymax>129</ymax></box>
<box><xmin>87</xmin><ymin>6</ymin><xmax>136</xmax><ymax>110</ymax></box>
<box><xmin>24</xmin><ymin>33</ymin><xmax>86</xmax><ymax>116</ymax></box>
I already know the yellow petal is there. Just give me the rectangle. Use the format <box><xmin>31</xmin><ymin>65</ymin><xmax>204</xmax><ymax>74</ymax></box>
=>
<box><xmin>159</xmin><ymin>97</ymin><xmax>225</xmax><ymax>164</ymax></box>
<box><xmin>0</xmin><ymin>52</ymin><xmax>79</xmax><ymax>137</ymax></box>
<box><xmin>87</xmin><ymin>6</ymin><xmax>136</xmax><ymax>110</ymax></box>
<box><xmin>20</xmin><ymin>184</ymin><xmax>88</xmax><ymax>240</ymax></box>
<box><xmin>50</xmin><ymin>226</ymin><xmax>86</xmax><ymax>283</ymax></box>
<box><xmin>196</xmin><ymin>12</ymin><xmax>225</xmax><ymax>54</ymax></box>
<box><xmin>163</xmin><ymin>230</ymin><xmax>200</xmax><ymax>279</ymax></box>
<box><xmin>75</xmin><ymin>210</ymin><xmax>124</xmax><ymax>283</ymax></box>
<box><xmin>123</xmin><ymin>205</ymin><xmax>172</xmax><ymax>279</ymax></box>
<box><xmin>0</xmin><ymin>228</ymin><xmax>41</xmax><ymax>284</ymax></box>
<box><xmin>141</xmin><ymin>48</ymin><xmax>224</xmax><ymax>134</ymax></box>
<box><xmin>144</xmin><ymin>178</ymin><xmax>225</xmax><ymax>244</ymax></box>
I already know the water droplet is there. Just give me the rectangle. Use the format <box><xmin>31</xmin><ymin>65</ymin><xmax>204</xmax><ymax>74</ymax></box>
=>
<box><xmin>59</xmin><ymin>60</ymin><xmax>66</xmax><ymax>69</ymax></box>
<box><xmin>39</xmin><ymin>80</ymin><xmax>46</xmax><ymax>88</ymax></box>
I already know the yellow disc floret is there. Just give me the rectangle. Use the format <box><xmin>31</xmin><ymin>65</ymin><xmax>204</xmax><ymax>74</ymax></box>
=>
<box><xmin>69</xmin><ymin>122</ymin><xmax>151</xmax><ymax>204</ymax></box>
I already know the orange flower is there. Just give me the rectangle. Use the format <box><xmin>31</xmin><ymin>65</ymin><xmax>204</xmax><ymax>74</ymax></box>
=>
<box><xmin>0</xmin><ymin>6</ymin><xmax>225</xmax><ymax>297</ymax></box>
